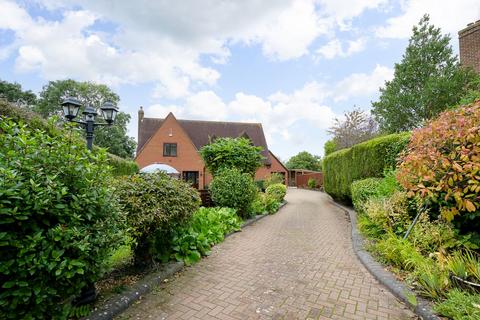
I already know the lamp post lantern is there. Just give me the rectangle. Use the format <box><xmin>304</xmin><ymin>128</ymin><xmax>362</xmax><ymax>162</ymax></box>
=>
<box><xmin>61</xmin><ymin>98</ymin><xmax>118</xmax><ymax>150</ymax></box>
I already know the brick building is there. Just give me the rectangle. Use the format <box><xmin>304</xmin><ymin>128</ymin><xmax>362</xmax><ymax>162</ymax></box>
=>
<box><xmin>459</xmin><ymin>20</ymin><xmax>480</xmax><ymax>73</ymax></box>
<box><xmin>135</xmin><ymin>108</ymin><xmax>288</xmax><ymax>189</ymax></box>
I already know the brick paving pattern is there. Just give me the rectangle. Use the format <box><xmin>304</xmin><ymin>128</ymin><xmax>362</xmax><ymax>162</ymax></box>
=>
<box><xmin>118</xmin><ymin>189</ymin><xmax>415</xmax><ymax>320</ymax></box>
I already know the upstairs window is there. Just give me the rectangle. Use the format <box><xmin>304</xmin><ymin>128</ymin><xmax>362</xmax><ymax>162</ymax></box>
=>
<box><xmin>163</xmin><ymin>143</ymin><xmax>177</xmax><ymax>157</ymax></box>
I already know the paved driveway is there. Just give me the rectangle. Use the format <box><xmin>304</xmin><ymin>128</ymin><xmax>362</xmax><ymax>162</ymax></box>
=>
<box><xmin>118</xmin><ymin>189</ymin><xmax>415</xmax><ymax>320</ymax></box>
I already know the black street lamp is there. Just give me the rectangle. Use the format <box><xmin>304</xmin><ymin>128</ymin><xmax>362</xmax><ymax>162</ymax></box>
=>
<box><xmin>61</xmin><ymin>98</ymin><xmax>118</xmax><ymax>150</ymax></box>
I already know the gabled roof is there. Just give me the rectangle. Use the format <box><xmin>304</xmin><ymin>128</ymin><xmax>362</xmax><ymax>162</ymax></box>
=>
<box><xmin>138</xmin><ymin>113</ymin><xmax>272</xmax><ymax>164</ymax></box>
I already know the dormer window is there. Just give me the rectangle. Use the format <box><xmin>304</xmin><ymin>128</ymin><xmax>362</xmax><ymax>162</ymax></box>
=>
<box><xmin>163</xmin><ymin>143</ymin><xmax>177</xmax><ymax>157</ymax></box>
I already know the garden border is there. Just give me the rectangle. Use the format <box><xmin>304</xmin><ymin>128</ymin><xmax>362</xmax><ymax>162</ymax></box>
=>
<box><xmin>85</xmin><ymin>201</ymin><xmax>287</xmax><ymax>320</ymax></box>
<box><xmin>325</xmin><ymin>193</ymin><xmax>440</xmax><ymax>320</ymax></box>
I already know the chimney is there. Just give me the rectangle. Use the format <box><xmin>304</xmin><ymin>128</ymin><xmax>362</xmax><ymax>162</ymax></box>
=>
<box><xmin>459</xmin><ymin>21</ymin><xmax>480</xmax><ymax>73</ymax></box>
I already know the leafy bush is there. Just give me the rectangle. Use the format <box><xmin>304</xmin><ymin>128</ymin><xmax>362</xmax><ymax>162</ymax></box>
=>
<box><xmin>264</xmin><ymin>173</ymin><xmax>285</xmax><ymax>188</ymax></box>
<box><xmin>351</xmin><ymin>171</ymin><xmax>400</xmax><ymax>213</ymax></box>
<box><xmin>265</xmin><ymin>183</ymin><xmax>287</xmax><ymax>202</ymax></box>
<box><xmin>210</xmin><ymin>168</ymin><xmax>258</xmax><ymax>218</ymax></box>
<box><xmin>397</xmin><ymin>102</ymin><xmax>480</xmax><ymax>231</ymax></box>
<box><xmin>249</xmin><ymin>193</ymin><xmax>266</xmax><ymax>215</ymax></box>
<box><xmin>115</xmin><ymin>172</ymin><xmax>200</xmax><ymax>265</ymax></box>
<box><xmin>0</xmin><ymin>119</ymin><xmax>124</xmax><ymax>319</ymax></box>
<box><xmin>323</xmin><ymin>132</ymin><xmax>410</xmax><ymax>201</ymax></box>
<box><xmin>264</xmin><ymin>193</ymin><xmax>281</xmax><ymax>214</ymax></box>
<box><xmin>170</xmin><ymin>207</ymin><xmax>241</xmax><ymax>265</ymax></box>
<box><xmin>307</xmin><ymin>178</ymin><xmax>316</xmax><ymax>189</ymax></box>
<box><xmin>199</xmin><ymin>137</ymin><xmax>264</xmax><ymax>176</ymax></box>
<box><xmin>434</xmin><ymin>289</ymin><xmax>480</xmax><ymax>319</ymax></box>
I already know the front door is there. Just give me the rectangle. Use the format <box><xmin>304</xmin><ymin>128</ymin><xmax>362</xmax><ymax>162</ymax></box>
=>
<box><xmin>182</xmin><ymin>171</ymin><xmax>199</xmax><ymax>189</ymax></box>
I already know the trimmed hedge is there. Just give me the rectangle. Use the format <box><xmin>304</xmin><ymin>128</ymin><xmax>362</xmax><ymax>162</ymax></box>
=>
<box><xmin>108</xmin><ymin>154</ymin><xmax>139</xmax><ymax>176</ymax></box>
<box><xmin>323</xmin><ymin>132</ymin><xmax>410</xmax><ymax>201</ymax></box>
<box><xmin>0</xmin><ymin>99</ymin><xmax>138</xmax><ymax>176</ymax></box>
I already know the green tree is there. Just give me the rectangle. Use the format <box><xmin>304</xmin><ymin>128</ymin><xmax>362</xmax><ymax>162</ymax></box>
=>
<box><xmin>285</xmin><ymin>151</ymin><xmax>322</xmax><ymax>171</ymax></box>
<box><xmin>36</xmin><ymin>79</ymin><xmax>136</xmax><ymax>158</ymax></box>
<box><xmin>0</xmin><ymin>79</ymin><xmax>37</xmax><ymax>106</ymax></box>
<box><xmin>324</xmin><ymin>139</ymin><xmax>337</xmax><ymax>157</ymax></box>
<box><xmin>372</xmin><ymin>14</ymin><xmax>478</xmax><ymax>133</ymax></box>
<box><xmin>199</xmin><ymin>137</ymin><xmax>264</xmax><ymax>176</ymax></box>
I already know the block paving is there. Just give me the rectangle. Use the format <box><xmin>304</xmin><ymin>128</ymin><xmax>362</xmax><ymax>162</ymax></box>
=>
<box><xmin>118</xmin><ymin>189</ymin><xmax>415</xmax><ymax>320</ymax></box>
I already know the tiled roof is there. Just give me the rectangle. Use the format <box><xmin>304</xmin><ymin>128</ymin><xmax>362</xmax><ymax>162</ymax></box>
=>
<box><xmin>137</xmin><ymin>115</ymin><xmax>272</xmax><ymax>165</ymax></box>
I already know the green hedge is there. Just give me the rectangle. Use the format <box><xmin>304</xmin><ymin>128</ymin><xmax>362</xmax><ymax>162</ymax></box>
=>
<box><xmin>323</xmin><ymin>132</ymin><xmax>410</xmax><ymax>201</ymax></box>
<box><xmin>108</xmin><ymin>154</ymin><xmax>139</xmax><ymax>176</ymax></box>
<box><xmin>0</xmin><ymin>99</ymin><xmax>138</xmax><ymax>176</ymax></box>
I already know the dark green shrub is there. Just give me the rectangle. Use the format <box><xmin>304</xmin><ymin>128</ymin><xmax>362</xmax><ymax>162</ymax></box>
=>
<box><xmin>323</xmin><ymin>132</ymin><xmax>410</xmax><ymax>201</ymax></box>
<box><xmin>255</xmin><ymin>180</ymin><xmax>265</xmax><ymax>192</ymax></box>
<box><xmin>209</xmin><ymin>168</ymin><xmax>257</xmax><ymax>218</ymax></box>
<box><xmin>115</xmin><ymin>172</ymin><xmax>200</xmax><ymax>265</ymax></box>
<box><xmin>307</xmin><ymin>178</ymin><xmax>316</xmax><ymax>189</ymax></box>
<box><xmin>170</xmin><ymin>207</ymin><xmax>241</xmax><ymax>265</ymax></box>
<box><xmin>265</xmin><ymin>183</ymin><xmax>287</xmax><ymax>202</ymax></box>
<box><xmin>0</xmin><ymin>118</ymin><xmax>124</xmax><ymax>319</ymax></box>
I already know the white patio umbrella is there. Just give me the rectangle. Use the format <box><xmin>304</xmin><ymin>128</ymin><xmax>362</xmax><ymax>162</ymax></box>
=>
<box><xmin>140</xmin><ymin>163</ymin><xmax>179</xmax><ymax>174</ymax></box>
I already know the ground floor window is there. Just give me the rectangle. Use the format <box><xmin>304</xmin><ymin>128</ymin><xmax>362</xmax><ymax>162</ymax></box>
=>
<box><xmin>182</xmin><ymin>171</ymin><xmax>199</xmax><ymax>189</ymax></box>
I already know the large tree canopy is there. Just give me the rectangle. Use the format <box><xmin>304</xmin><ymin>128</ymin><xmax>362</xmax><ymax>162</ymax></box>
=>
<box><xmin>372</xmin><ymin>15</ymin><xmax>478</xmax><ymax>133</ymax></box>
<box><xmin>285</xmin><ymin>151</ymin><xmax>322</xmax><ymax>171</ymax></box>
<box><xmin>0</xmin><ymin>79</ymin><xmax>37</xmax><ymax>107</ymax></box>
<box><xmin>36</xmin><ymin>79</ymin><xmax>136</xmax><ymax>158</ymax></box>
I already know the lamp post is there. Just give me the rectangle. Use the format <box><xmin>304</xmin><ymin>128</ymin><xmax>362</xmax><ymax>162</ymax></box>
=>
<box><xmin>61</xmin><ymin>98</ymin><xmax>118</xmax><ymax>150</ymax></box>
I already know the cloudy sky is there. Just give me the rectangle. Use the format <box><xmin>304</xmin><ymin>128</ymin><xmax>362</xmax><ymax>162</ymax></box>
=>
<box><xmin>1</xmin><ymin>0</ymin><xmax>480</xmax><ymax>160</ymax></box>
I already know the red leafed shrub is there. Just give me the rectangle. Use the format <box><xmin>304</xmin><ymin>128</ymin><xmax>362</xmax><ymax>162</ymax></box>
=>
<box><xmin>397</xmin><ymin>101</ymin><xmax>480</xmax><ymax>229</ymax></box>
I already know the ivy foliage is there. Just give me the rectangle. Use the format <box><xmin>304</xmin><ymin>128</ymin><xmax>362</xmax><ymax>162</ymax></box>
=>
<box><xmin>0</xmin><ymin>118</ymin><xmax>124</xmax><ymax>319</ymax></box>
<box><xmin>397</xmin><ymin>102</ymin><xmax>480</xmax><ymax>231</ymax></box>
<box><xmin>199</xmin><ymin>137</ymin><xmax>264</xmax><ymax>176</ymax></box>
<box><xmin>210</xmin><ymin>168</ymin><xmax>258</xmax><ymax>219</ymax></box>
<box><xmin>323</xmin><ymin>132</ymin><xmax>410</xmax><ymax>201</ymax></box>
<box><xmin>115</xmin><ymin>172</ymin><xmax>201</xmax><ymax>265</ymax></box>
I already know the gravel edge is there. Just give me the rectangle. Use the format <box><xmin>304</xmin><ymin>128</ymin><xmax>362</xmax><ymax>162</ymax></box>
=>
<box><xmin>325</xmin><ymin>194</ymin><xmax>440</xmax><ymax>320</ymax></box>
<box><xmin>86</xmin><ymin>201</ymin><xmax>288</xmax><ymax>320</ymax></box>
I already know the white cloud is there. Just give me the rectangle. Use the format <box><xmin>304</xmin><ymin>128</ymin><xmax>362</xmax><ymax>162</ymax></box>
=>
<box><xmin>333</xmin><ymin>64</ymin><xmax>393</xmax><ymax>101</ymax></box>
<box><xmin>316</xmin><ymin>37</ymin><xmax>366</xmax><ymax>59</ymax></box>
<box><xmin>318</xmin><ymin>0</ymin><xmax>388</xmax><ymax>29</ymax></box>
<box><xmin>376</xmin><ymin>0</ymin><xmax>480</xmax><ymax>39</ymax></box>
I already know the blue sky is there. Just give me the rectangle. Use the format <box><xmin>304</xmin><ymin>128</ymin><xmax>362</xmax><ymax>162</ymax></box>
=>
<box><xmin>1</xmin><ymin>0</ymin><xmax>479</xmax><ymax>160</ymax></box>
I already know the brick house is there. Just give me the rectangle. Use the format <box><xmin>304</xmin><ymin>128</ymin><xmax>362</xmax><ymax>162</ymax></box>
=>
<box><xmin>459</xmin><ymin>20</ymin><xmax>480</xmax><ymax>73</ymax></box>
<box><xmin>135</xmin><ymin>108</ymin><xmax>288</xmax><ymax>189</ymax></box>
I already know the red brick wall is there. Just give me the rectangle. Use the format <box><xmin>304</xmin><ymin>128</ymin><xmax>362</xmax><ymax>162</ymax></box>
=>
<box><xmin>459</xmin><ymin>21</ymin><xmax>480</xmax><ymax>73</ymax></box>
